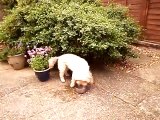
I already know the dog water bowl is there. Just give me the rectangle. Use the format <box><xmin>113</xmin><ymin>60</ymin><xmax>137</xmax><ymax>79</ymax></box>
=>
<box><xmin>75</xmin><ymin>85</ymin><xmax>88</xmax><ymax>94</ymax></box>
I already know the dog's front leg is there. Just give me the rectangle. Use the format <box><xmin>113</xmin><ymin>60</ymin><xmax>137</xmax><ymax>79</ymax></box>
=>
<box><xmin>70</xmin><ymin>75</ymin><xmax>76</xmax><ymax>87</ymax></box>
<box><xmin>70</xmin><ymin>79</ymin><xmax>75</xmax><ymax>87</ymax></box>
<box><xmin>59</xmin><ymin>70</ymin><xmax>66</xmax><ymax>83</ymax></box>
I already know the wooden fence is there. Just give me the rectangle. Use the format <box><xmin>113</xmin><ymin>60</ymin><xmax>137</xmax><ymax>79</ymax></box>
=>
<box><xmin>103</xmin><ymin>0</ymin><xmax>160</xmax><ymax>44</ymax></box>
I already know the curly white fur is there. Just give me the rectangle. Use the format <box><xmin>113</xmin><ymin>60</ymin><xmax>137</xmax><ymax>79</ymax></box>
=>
<box><xmin>48</xmin><ymin>54</ymin><xmax>94</xmax><ymax>87</ymax></box>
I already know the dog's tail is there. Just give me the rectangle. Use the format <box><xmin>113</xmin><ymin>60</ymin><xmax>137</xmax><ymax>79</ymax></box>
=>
<box><xmin>48</xmin><ymin>57</ymin><xmax>59</xmax><ymax>69</ymax></box>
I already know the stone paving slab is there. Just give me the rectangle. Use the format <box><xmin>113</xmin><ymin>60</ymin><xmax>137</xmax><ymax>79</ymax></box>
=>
<box><xmin>131</xmin><ymin>62</ymin><xmax>160</xmax><ymax>85</ymax></box>
<box><xmin>0</xmin><ymin>46</ymin><xmax>160</xmax><ymax>120</ymax></box>
<box><xmin>93</xmin><ymin>68</ymin><xmax>159</xmax><ymax>106</ymax></box>
<box><xmin>29</xmin><ymin>92</ymin><xmax>152</xmax><ymax>120</ymax></box>
<box><xmin>0</xmin><ymin>76</ymin><xmax>155</xmax><ymax>120</ymax></box>
<box><xmin>138</xmin><ymin>91</ymin><xmax>160</xmax><ymax>119</ymax></box>
<box><xmin>128</xmin><ymin>46</ymin><xmax>160</xmax><ymax>85</ymax></box>
<box><xmin>0</xmin><ymin>68</ymin><xmax>36</xmax><ymax>98</ymax></box>
<box><xmin>0</xmin><ymin>67</ymin><xmax>157</xmax><ymax>120</ymax></box>
<box><xmin>0</xmin><ymin>62</ymin><xmax>12</xmax><ymax>70</ymax></box>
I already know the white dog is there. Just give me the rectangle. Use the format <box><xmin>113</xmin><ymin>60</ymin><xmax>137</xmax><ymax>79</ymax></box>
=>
<box><xmin>48</xmin><ymin>54</ymin><xmax>94</xmax><ymax>87</ymax></box>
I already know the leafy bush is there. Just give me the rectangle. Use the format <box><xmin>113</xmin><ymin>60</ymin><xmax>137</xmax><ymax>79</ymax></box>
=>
<box><xmin>0</xmin><ymin>1</ymin><xmax>141</xmax><ymax>61</ymax></box>
<box><xmin>0</xmin><ymin>45</ymin><xmax>25</xmax><ymax>61</ymax></box>
<box><xmin>0</xmin><ymin>47</ymin><xmax>9</xmax><ymax>61</ymax></box>
<box><xmin>0</xmin><ymin>0</ymin><xmax>17</xmax><ymax>9</ymax></box>
<box><xmin>7</xmin><ymin>46</ymin><xmax>25</xmax><ymax>56</ymax></box>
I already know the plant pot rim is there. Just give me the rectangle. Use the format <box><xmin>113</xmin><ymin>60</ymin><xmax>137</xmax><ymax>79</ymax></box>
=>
<box><xmin>33</xmin><ymin>68</ymin><xmax>50</xmax><ymax>72</ymax></box>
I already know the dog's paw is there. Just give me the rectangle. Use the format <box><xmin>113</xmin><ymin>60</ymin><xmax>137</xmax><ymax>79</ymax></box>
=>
<box><xmin>60</xmin><ymin>79</ymin><xmax>66</xmax><ymax>83</ymax></box>
<box><xmin>70</xmin><ymin>83</ymin><xmax>75</xmax><ymax>88</ymax></box>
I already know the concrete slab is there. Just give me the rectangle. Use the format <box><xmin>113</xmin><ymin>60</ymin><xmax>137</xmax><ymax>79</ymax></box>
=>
<box><xmin>93</xmin><ymin>68</ymin><xmax>159</xmax><ymax>106</ymax></box>
<box><xmin>0</xmin><ymin>46</ymin><xmax>160</xmax><ymax>120</ymax></box>
<box><xmin>0</xmin><ymin>68</ymin><xmax>36</xmax><ymax>98</ymax></box>
<box><xmin>0</xmin><ymin>62</ymin><xmax>12</xmax><ymax>71</ymax></box>
<box><xmin>127</xmin><ymin>46</ymin><xmax>160</xmax><ymax>85</ymax></box>
<box><xmin>138</xmin><ymin>91</ymin><xmax>160</xmax><ymax>119</ymax></box>
<box><xmin>29</xmin><ymin>93</ymin><xmax>154</xmax><ymax>120</ymax></box>
<box><xmin>131</xmin><ymin>62</ymin><xmax>160</xmax><ymax>85</ymax></box>
<box><xmin>0</xmin><ymin>80</ymin><xmax>155</xmax><ymax>120</ymax></box>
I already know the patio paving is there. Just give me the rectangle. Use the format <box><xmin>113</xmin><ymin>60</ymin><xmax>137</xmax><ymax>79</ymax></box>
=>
<box><xmin>0</xmin><ymin>46</ymin><xmax>160</xmax><ymax>120</ymax></box>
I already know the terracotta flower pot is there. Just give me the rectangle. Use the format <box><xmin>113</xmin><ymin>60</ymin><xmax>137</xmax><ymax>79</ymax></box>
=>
<box><xmin>8</xmin><ymin>54</ymin><xmax>26</xmax><ymax>70</ymax></box>
<box><xmin>34</xmin><ymin>68</ymin><xmax>50</xmax><ymax>82</ymax></box>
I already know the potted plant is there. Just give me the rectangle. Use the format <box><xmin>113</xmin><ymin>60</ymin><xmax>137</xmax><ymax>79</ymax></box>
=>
<box><xmin>27</xmin><ymin>46</ymin><xmax>52</xmax><ymax>82</ymax></box>
<box><xmin>7</xmin><ymin>45</ymin><xmax>27</xmax><ymax>70</ymax></box>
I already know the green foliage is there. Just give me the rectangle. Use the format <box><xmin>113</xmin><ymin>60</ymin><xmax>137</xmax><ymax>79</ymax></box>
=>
<box><xmin>0</xmin><ymin>47</ymin><xmax>9</xmax><ymax>61</ymax></box>
<box><xmin>0</xmin><ymin>0</ymin><xmax>17</xmax><ymax>9</ymax></box>
<box><xmin>0</xmin><ymin>6</ymin><xmax>27</xmax><ymax>46</ymax></box>
<box><xmin>0</xmin><ymin>1</ymin><xmax>141</xmax><ymax>61</ymax></box>
<box><xmin>7</xmin><ymin>46</ymin><xmax>25</xmax><ymax>56</ymax></box>
<box><xmin>60</xmin><ymin>0</ymin><xmax>101</xmax><ymax>5</ymax></box>
<box><xmin>0</xmin><ymin>45</ymin><xmax>25</xmax><ymax>61</ymax></box>
<box><xmin>16</xmin><ymin>0</ymin><xmax>39</xmax><ymax>7</ymax></box>
<box><xmin>0</xmin><ymin>0</ymin><xmax>100</xmax><ymax>8</ymax></box>
<box><xmin>29</xmin><ymin>55</ymin><xmax>49</xmax><ymax>71</ymax></box>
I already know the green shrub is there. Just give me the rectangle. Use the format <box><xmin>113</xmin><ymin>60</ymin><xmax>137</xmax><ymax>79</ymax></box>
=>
<box><xmin>0</xmin><ymin>1</ymin><xmax>141</xmax><ymax>61</ymax></box>
<box><xmin>0</xmin><ymin>47</ymin><xmax>9</xmax><ymax>61</ymax></box>
<box><xmin>0</xmin><ymin>0</ymin><xmax>17</xmax><ymax>9</ymax></box>
<box><xmin>0</xmin><ymin>45</ymin><xmax>25</xmax><ymax>61</ymax></box>
<box><xmin>0</xmin><ymin>0</ymin><xmax>40</xmax><ymax>8</ymax></box>
<box><xmin>0</xmin><ymin>0</ymin><xmax>100</xmax><ymax>8</ymax></box>
<box><xmin>7</xmin><ymin>46</ymin><xmax>25</xmax><ymax>56</ymax></box>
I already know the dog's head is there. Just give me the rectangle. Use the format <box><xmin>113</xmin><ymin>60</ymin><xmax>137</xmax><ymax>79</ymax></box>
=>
<box><xmin>74</xmin><ymin>71</ymin><xmax>94</xmax><ymax>88</ymax></box>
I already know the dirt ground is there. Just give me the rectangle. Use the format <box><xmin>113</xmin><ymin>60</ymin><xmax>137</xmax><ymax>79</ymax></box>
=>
<box><xmin>0</xmin><ymin>46</ymin><xmax>160</xmax><ymax>120</ymax></box>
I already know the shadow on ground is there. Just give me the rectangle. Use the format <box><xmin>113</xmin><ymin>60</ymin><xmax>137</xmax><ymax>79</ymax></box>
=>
<box><xmin>0</xmin><ymin>46</ymin><xmax>160</xmax><ymax>120</ymax></box>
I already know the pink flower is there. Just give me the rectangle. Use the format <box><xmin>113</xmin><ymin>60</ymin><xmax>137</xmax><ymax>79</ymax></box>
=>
<box><xmin>40</xmin><ymin>51</ymin><xmax>45</xmax><ymax>55</ymax></box>
<box><xmin>39</xmin><ymin>47</ymin><xmax>44</xmax><ymax>51</ymax></box>
<box><xmin>27</xmin><ymin>50</ymin><xmax>31</xmax><ymax>53</ymax></box>
<box><xmin>26</xmin><ymin>46</ymin><xmax>52</xmax><ymax>61</ymax></box>
<box><xmin>37</xmin><ymin>51</ymin><xmax>41</xmax><ymax>55</ymax></box>
<box><xmin>31</xmin><ymin>50</ymin><xmax>36</xmax><ymax>55</ymax></box>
